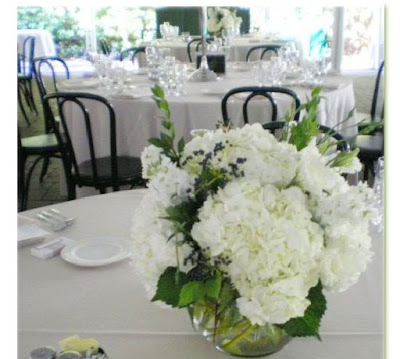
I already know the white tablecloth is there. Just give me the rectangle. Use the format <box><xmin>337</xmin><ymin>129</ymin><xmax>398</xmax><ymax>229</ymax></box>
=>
<box><xmin>17</xmin><ymin>189</ymin><xmax>384</xmax><ymax>359</ymax></box>
<box><xmin>58</xmin><ymin>69</ymin><xmax>356</xmax><ymax>158</ymax></box>
<box><xmin>17</xmin><ymin>29</ymin><xmax>56</xmax><ymax>58</ymax></box>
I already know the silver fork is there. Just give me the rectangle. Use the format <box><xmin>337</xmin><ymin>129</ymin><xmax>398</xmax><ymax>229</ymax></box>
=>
<box><xmin>36</xmin><ymin>212</ymin><xmax>67</xmax><ymax>231</ymax></box>
<box><xmin>36</xmin><ymin>209</ymin><xmax>76</xmax><ymax>231</ymax></box>
<box><xmin>47</xmin><ymin>208</ymin><xmax>76</xmax><ymax>225</ymax></box>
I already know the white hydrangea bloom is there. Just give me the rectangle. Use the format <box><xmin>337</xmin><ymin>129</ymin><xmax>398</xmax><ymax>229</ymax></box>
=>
<box><xmin>147</xmin><ymin>159</ymin><xmax>195</xmax><ymax>207</ymax></box>
<box><xmin>131</xmin><ymin>191</ymin><xmax>194</xmax><ymax>301</ymax></box>
<box><xmin>296</xmin><ymin>139</ymin><xmax>347</xmax><ymax>196</ymax></box>
<box><xmin>182</xmin><ymin>124</ymin><xmax>298</xmax><ymax>188</ymax></box>
<box><xmin>191</xmin><ymin>179</ymin><xmax>324</xmax><ymax>325</ymax></box>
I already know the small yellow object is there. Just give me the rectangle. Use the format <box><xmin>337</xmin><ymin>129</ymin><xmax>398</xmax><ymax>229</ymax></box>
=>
<box><xmin>59</xmin><ymin>335</ymin><xmax>99</xmax><ymax>355</ymax></box>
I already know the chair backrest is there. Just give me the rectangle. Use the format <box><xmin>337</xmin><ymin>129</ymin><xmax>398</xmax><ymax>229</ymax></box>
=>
<box><xmin>262</xmin><ymin>121</ymin><xmax>350</xmax><ymax>152</ymax></box>
<box><xmin>221</xmin><ymin>86</ymin><xmax>301</xmax><ymax>127</ymax></box>
<box><xmin>42</xmin><ymin>92</ymin><xmax>119</xmax><ymax>189</ymax></box>
<box><xmin>119</xmin><ymin>46</ymin><xmax>146</xmax><ymax>62</ymax></box>
<box><xmin>33</xmin><ymin>56</ymin><xmax>70</xmax><ymax>99</ymax></box>
<box><xmin>33</xmin><ymin>56</ymin><xmax>70</xmax><ymax>132</ymax></box>
<box><xmin>186</xmin><ymin>37</ymin><xmax>214</xmax><ymax>62</ymax></box>
<box><xmin>370</xmin><ymin>61</ymin><xmax>384</xmax><ymax>121</ymax></box>
<box><xmin>246</xmin><ymin>45</ymin><xmax>281</xmax><ymax>62</ymax></box>
<box><xmin>18</xmin><ymin>36</ymin><xmax>35</xmax><ymax>78</ymax></box>
<box><xmin>99</xmin><ymin>39</ymin><xmax>111</xmax><ymax>55</ymax></box>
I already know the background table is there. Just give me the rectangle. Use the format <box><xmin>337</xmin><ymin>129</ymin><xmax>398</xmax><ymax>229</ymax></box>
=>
<box><xmin>18</xmin><ymin>189</ymin><xmax>384</xmax><ymax>359</ymax></box>
<box><xmin>142</xmin><ymin>36</ymin><xmax>292</xmax><ymax>63</ymax></box>
<box><xmin>17</xmin><ymin>29</ymin><xmax>57</xmax><ymax>58</ymax></box>
<box><xmin>58</xmin><ymin>67</ymin><xmax>357</xmax><ymax>160</ymax></box>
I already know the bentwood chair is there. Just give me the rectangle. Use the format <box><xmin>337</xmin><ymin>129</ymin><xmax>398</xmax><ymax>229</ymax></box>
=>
<box><xmin>352</xmin><ymin>61</ymin><xmax>384</xmax><ymax>182</ymax></box>
<box><xmin>186</xmin><ymin>37</ymin><xmax>214</xmax><ymax>62</ymax></box>
<box><xmin>262</xmin><ymin>121</ymin><xmax>350</xmax><ymax>153</ymax></box>
<box><xmin>245</xmin><ymin>45</ymin><xmax>282</xmax><ymax>62</ymax></box>
<box><xmin>18</xmin><ymin>36</ymin><xmax>38</xmax><ymax>124</ymax></box>
<box><xmin>356</xmin><ymin>61</ymin><xmax>384</xmax><ymax>127</ymax></box>
<box><xmin>18</xmin><ymin>127</ymin><xmax>63</xmax><ymax>211</ymax></box>
<box><xmin>43</xmin><ymin>92</ymin><xmax>144</xmax><ymax>200</ymax></box>
<box><xmin>221</xmin><ymin>86</ymin><xmax>301</xmax><ymax>127</ymax></box>
<box><xmin>119</xmin><ymin>46</ymin><xmax>146</xmax><ymax>62</ymax></box>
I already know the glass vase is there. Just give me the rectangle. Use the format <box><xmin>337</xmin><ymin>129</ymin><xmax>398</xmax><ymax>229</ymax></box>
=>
<box><xmin>188</xmin><ymin>301</ymin><xmax>291</xmax><ymax>357</ymax></box>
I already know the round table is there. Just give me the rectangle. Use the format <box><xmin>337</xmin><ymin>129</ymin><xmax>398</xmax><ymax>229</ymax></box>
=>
<box><xmin>18</xmin><ymin>189</ymin><xmax>383</xmax><ymax>359</ymax></box>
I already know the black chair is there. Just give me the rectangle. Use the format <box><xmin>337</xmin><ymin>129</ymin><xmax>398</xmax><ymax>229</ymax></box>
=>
<box><xmin>18</xmin><ymin>36</ymin><xmax>38</xmax><ymax>124</ymax></box>
<box><xmin>246</xmin><ymin>45</ymin><xmax>281</xmax><ymax>62</ymax></box>
<box><xmin>33</xmin><ymin>56</ymin><xmax>70</xmax><ymax>132</ymax></box>
<box><xmin>352</xmin><ymin>61</ymin><xmax>384</xmax><ymax>183</ymax></box>
<box><xmin>18</xmin><ymin>128</ymin><xmax>62</xmax><ymax>211</ymax></box>
<box><xmin>186</xmin><ymin>37</ymin><xmax>214</xmax><ymax>62</ymax></box>
<box><xmin>221</xmin><ymin>86</ymin><xmax>301</xmax><ymax>127</ymax></box>
<box><xmin>43</xmin><ymin>92</ymin><xmax>144</xmax><ymax>200</ymax></box>
<box><xmin>262</xmin><ymin>121</ymin><xmax>350</xmax><ymax>153</ymax></box>
<box><xmin>357</xmin><ymin>61</ymin><xmax>384</xmax><ymax>127</ymax></box>
<box><xmin>351</xmin><ymin>127</ymin><xmax>384</xmax><ymax>183</ymax></box>
<box><xmin>99</xmin><ymin>39</ymin><xmax>111</xmax><ymax>55</ymax></box>
<box><xmin>119</xmin><ymin>46</ymin><xmax>146</xmax><ymax>62</ymax></box>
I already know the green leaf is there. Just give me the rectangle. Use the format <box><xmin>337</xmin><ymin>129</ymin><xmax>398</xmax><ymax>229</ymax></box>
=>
<box><xmin>280</xmin><ymin>281</ymin><xmax>326</xmax><ymax>339</ymax></box>
<box><xmin>179</xmin><ymin>281</ymin><xmax>205</xmax><ymax>307</ymax></box>
<box><xmin>328</xmin><ymin>148</ymin><xmax>360</xmax><ymax>168</ymax></box>
<box><xmin>151</xmin><ymin>267</ymin><xmax>188</xmax><ymax>307</ymax></box>
<box><xmin>152</xmin><ymin>84</ymin><xmax>164</xmax><ymax>98</ymax></box>
<box><xmin>177</xmin><ymin>137</ymin><xmax>185</xmax><ymax>154</ymax></box>
<box><xmin>289</xmin><ymin>118</ymin><xmax>320</xmax><ymax>151</ymax></box>
<box><xmin>204</xmin><ymin>271</ymin><xmax>222</xmax><ymax>300</ymax></box>
<box><xmin>148</xmin><ymin>137</ymin><xmax>167</xmax><ymax>148</ymax></box>
<box><xmin>219</xmin><ymin>281</ymin><xmax>239</xmax><ymax>308</ymax></box>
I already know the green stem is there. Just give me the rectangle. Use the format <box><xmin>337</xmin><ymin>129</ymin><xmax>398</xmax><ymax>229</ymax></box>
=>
<box><xmin>213</xmin><ymin>302</ymin><xmax>219</xmax><ymax>343</ymax></box>
<box><xmin>220</xmin><ymin>322</ymin><xmax>255</xmax><ymax>352</ymax></box>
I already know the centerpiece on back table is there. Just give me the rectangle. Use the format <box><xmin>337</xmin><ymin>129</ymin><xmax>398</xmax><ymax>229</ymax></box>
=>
<box><xmin>130</xmin><ymin>84</ymin><xmax>378</xmax><ymax>357</ymax></box>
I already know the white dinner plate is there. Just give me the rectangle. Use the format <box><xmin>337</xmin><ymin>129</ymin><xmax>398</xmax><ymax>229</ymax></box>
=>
<box><xmin>61</xmin><ymin>237</ymin><xmax>131</xmax><ymax>267</ymax></box>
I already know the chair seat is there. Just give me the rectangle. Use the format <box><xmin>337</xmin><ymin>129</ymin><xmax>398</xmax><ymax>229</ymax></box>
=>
<box><xmin>21</xmin><ymin>134</ymin><xmax>60</xmax><ymax>153</ymax></box>
<box><xmin>77</xmin><ymin>156</ymin><xmax>142</xmax><ymax>186</ymax></box>
<box><xmin>352</xmin><ymin>134</ymin><xmax>383</xmax><ymax>159</ymax></box>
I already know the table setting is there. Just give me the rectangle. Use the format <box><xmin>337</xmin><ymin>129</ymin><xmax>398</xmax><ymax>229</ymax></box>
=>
<box><xmin>18</xmin><ymin>85</ymin><xmax>383</xmax><ymax>358</ymax></box>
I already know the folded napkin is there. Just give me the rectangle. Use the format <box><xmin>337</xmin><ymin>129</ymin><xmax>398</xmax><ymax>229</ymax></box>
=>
<box><xmin>18</xmin><ymin>216</ymin><xmax>49</xmax><ymax>247</ymax></box>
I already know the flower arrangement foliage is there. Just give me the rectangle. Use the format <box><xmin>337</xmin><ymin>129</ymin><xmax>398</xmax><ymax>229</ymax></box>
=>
<box><xmin>207</xmin><ymin>7</ymin><xmax>242</xmax><ymax>37</ymax></box>
<box><xmin>131</xmin><ymin>84</ymin><xmax>376</xmax><ymax>340</ymax></box>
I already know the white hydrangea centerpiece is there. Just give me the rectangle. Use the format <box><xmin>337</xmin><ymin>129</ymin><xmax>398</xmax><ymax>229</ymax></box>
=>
<box><xmin>131</xmin><ymin>85</ymin><xmax>377</xmax><ymax>341</ymax></box>
<box><xmin>207</xmin><ymin>7</ymin><xmax>242</xmax><ymax>37</ymax></box>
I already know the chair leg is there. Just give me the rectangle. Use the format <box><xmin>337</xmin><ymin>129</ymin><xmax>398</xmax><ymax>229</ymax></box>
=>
<box><xmin>18</xmin><ymin>82</ymin><xmax>31</xmax><ymax>126</ymax></box>
<box><xmin>39</xmin><ymin>157</ymin><xmax>50</xmax><ymax>182</ymax></box>
<box><xmin>27</xmin><ymin>79</ymin><xmax>38</xmax><ymax>114</ymax></box>
<box><xmin>18</xmin><ymin>155</ymin><xmax>27</xmax><ymax>212</ymax></box>
<box><xmin>21</xmin><ymin>155</ymin><xmax>46</xmax><ymax>211</ymax></box>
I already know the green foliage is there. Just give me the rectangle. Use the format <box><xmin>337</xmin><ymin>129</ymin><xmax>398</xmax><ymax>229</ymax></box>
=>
<box><xmin>328</xmin><ymin>148</ymin><xmax>360</xmax><ymax>168</ymax></box>
<box><xmin>287</xmin><ymin>87</ymin><xmax>321</xmax><ymax>150</ymax></box>
<box><xmin>279</xmin><ymin>281</ymin><xmax>327</xmax><ymax>339</ymax></box>
<box><xmin>178</xmin><ymin>271</ymin><xmax>222</xmax><ymax>307</ymax></box>
<box><xmin>151</xmin><ymin>267</ymin><xmax>188</xmax><ymax>306</ymax></box>
<box><xmin>150</xmin><ymin>84</ymin><xmax>185</xmax><ymax>163</ymax></box>
<box><xmin>17</xmin><ymin>7</ymin><xmax>85</xmax><ymax>58</ymax></box>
